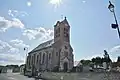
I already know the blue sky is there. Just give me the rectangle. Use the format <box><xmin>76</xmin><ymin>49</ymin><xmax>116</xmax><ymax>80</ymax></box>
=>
<box><xmin>0</xmin><ymin>0</ymin><xmax>120</xmax><ymax>65</ymax></box>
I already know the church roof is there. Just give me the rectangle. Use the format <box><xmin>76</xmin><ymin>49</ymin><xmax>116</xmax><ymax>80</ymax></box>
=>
<box><xmin>61</xmin><ymin>17</ymin><xmax>69</xmax><ymax>25</ymax></box>
<box><xmin>29</xmin><ymin>39</ymin><xmax>54</xmax><ymax>53</ymax></box>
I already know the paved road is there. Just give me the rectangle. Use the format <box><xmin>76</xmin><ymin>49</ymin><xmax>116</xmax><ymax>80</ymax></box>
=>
<box><xmin>0</xmin><ymin>72</ymin><xmax>120</xmax><ymax>80</ymax></box>
<box><xmin>0</xmin><ymin>73</ymin><xmax>35</xmax><ymax>80</ymax></box>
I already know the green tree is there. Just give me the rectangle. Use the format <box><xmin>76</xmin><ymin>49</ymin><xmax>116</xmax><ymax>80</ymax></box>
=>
<box><xmin>80</xmin><ymin>59</ymin><xmax>91</xmax><ymax>66</ymax></box>
<box><xmin>91</xmin><ymin>58</ymin><xmax>96</xmax><ymax>63</ymax></box>
<box><xmin>91</xmin><ymin>57</ymin><xmax>104</xmax><ymax>68</ymax></box>
<box><xmin>95</xmin><ymin>57</ymin><xmax>102</xmax><ymax>64</ymax></box>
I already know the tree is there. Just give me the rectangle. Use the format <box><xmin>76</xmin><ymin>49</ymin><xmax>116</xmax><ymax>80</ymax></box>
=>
<box><xmin>91</xmin><ymin>58</ymin><xmax>96</xmax><ymax>63</ymax></box>
<box><xmin>91</xmin><ymin>56</ymin><xmax>104</xmax><ymax>68</ymax></box>
<box><xmin>95</xmin><ymin>57</ymin><xmax>102</xmax><ymax>65</ymax></box>
<box><xmin>80</xmin><ymin>59</ymin><xmax>84</xmax><ymax>64</ymax></box>
<box><xmin>92</xmin><ymin>57</ymin><xmax>102</xmax><ymax>64</ymax></box>
<box><xmin>80</xmin><ymin>59</ymin><xmax>91</xmax><ymax>66</ymax></box>
<box><xmin>6</xmin><ymin>65</ymin><xmax>19</xmax><ymax>69</ymax></box>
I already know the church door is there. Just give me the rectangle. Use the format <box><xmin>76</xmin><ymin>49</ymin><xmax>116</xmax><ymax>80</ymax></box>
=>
<box><xmin>63</xmin><ymin>62</ymin><xmax>68</xmax><ymax>72</ymax></box>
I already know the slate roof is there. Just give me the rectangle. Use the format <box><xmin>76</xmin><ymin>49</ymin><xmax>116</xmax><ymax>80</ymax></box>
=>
<box><xmin>29</xmin><ymin>39</ymin><xmax>54</xmax><ymax>54</ymax></box>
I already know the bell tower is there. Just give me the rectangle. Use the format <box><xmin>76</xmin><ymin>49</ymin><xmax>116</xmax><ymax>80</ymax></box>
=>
<box><xmin>53</xmin><ymin>17</ymin><xmax>73</xmax><ymax>72</ymax></box>
<box><xmin>54</xmin><ymin>17</ymin><xmax>70</xmax><ymax>45</ymax></box>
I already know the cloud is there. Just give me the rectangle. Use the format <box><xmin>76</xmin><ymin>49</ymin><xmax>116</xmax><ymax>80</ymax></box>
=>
<box><xmin>0</xmin><ymin>16</ymin><xmax>24</xmax><ymax>32</ymax></box>
<box><xmin>22</xmin><ymin>27</ymin><xmax>54</xmax><ymax>41</ymax></box>
<box><xmin>0</xmin><ymin>53</ymin><xmax>24</xmax><ymax>65</ymax></box>
<box><xmin>10</xmin><ymin>39</ymin><xmax>29</xmax><ymax>48</ymax></box>
<box><xmin>8</xmin><ymin>10</ymin><xmax>29</xmax><ymax>17</ymax></box>
<box><xmin>0</xmin><ymin>40</ymin><xmax>19</xmax><ymax>54</ymax></box>
<box><xmin>27</xmin><ymin>1</ymin><xmax>32</xmax><ymax>7</ymax></box>
<box><xmin>0</xmin><ymin>39</ymin><xmax>29</xmax><ymax>65</ymax></box>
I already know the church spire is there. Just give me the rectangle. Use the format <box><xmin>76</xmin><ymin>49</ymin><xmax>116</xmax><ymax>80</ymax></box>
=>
<box><xmin>65</xmin><ymin>16</ymin><xmax>66</xmax><ymax>20</ymax></box>
<box><xmin>63</xmin><ymin>16</ymin><xmax>69</xmax><ymax>27</ymax></box>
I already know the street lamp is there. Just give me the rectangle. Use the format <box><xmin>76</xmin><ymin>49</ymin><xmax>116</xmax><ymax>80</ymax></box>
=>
<box><xmin>23</xmin><ymin>47</ymin><xmax>28</xmax><ymax>75</ymax></box>
<box><xmin>108</xmin><ymin>1</ymin><xmax>120</xmax><ymax>38</ymax></box>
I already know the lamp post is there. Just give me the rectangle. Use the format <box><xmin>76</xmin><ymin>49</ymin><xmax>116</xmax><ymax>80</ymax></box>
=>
<box><xmin>108</xmin><ymin>1</ymin><xmax>120</xmax><ymax>38</ymax></box>
<box><xmin>24</xmin><ymin>47</ymin><xmax>28</xmax><ymax>75</ymax></box>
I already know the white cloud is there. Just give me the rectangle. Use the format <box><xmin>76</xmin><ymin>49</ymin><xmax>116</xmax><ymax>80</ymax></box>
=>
<box><xmin>8</xmin><ymin>10</ymin><xmax>14</xmax><ymax>17</ymax></box>
<box><xmin>0</xmin><ymin>53</ymin><xmax>24</xmax><ymax>65</ymax></box>
<box><xmin>0</xmin><ymin>39</ymin><xmax>28</xmax><ymax>65</ymax></box>
<box><xmin>0</xmin><ymin>16</ymin><xmax>24</xmax><ymax>32</ymax></box>
<box><xmin>8</xmin><ymin>47</ymin><xmax>19</xmax><ymax>53</ymax></box>
<box><xmin>49</xmin><ymin>0</ymin><xmax>63</xmax><ymax>9</ymax></box>
<box><xmin>8</xmin><ymin>10</ymin><xmax>28</xmax><ymax>17</ymax></box>
<box><xmin>10</xmin><ymin>39</ymin><xmax>29</xmax><ymax>48</ymax></box>
<box><xmin>27</xmin><ymin>1</ymin><xmax>32</xmax><ymax>7</ymax></box>
<box><xmin>0</xmin><ymin>40</ymin><xmax>19</xmax><ymax>54</ymax></box>
<box><xmin>23</xmin><ymin>27</ymin><xmax>54</xmax><ymax>41</ymax></box>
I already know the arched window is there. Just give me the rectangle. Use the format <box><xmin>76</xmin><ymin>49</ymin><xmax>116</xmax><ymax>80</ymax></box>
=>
<box><xmin>49</xmin><ymin>53</ymin><xmax>51</xmax><ymax>60</ymax></box>
<box><xmin>34</xmin><ymin>54</ymin><xmax>36</xmax><ymax>64</ymax></box>
<box><xmin>29</xmin><ymin>55</ymin><xmax>31</xmax><ymax>66</ymax></box>
<box><xmin>58</xmin><ymin>28</ymin><xmax>60</xmax><ymax>33</ymax></box>
<box><xmin>37</xmin><ymin>55</ymin><xmax>39</xmax><ymax>64</ymax></box>
<box><xmin>32</xmin><ymin>56</ymin><xmax>34</xmax><ymax>65</ymax></box>
<box><xmin>39</xmin><ymin>53</ymin><xmax>41</xmax><ymax>64</ymax></box>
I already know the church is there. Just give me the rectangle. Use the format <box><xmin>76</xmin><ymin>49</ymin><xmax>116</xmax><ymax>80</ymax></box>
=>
<box><xmin>26</xmin><ymin>17</ymin><xmax>74</xmax><ymax>73</ymax></box>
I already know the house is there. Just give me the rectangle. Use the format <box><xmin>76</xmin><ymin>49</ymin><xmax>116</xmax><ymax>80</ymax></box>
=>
<box><xmin>72</xmin><ymin>61</ymin><xmax>83</xmax><ymax>72</ymax></box>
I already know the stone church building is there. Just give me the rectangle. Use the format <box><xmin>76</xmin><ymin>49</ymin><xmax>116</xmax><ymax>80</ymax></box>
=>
<box><xmin>26</xmin><ymin>17</ymin><xmax>74</xmax><ymax>72</ymax></box>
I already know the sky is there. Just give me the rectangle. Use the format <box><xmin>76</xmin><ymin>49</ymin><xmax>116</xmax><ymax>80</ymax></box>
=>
<box><xmin>0</xmin><ymin>0</ymin><xmax>120</xmax><ymax>66</ymax></box>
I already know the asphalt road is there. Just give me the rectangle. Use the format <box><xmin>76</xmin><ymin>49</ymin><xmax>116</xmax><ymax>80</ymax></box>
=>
<box><xmin>0</xmin><ymin>72</ymin><xmax>35</xmax><ymax>80</ymax></box>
